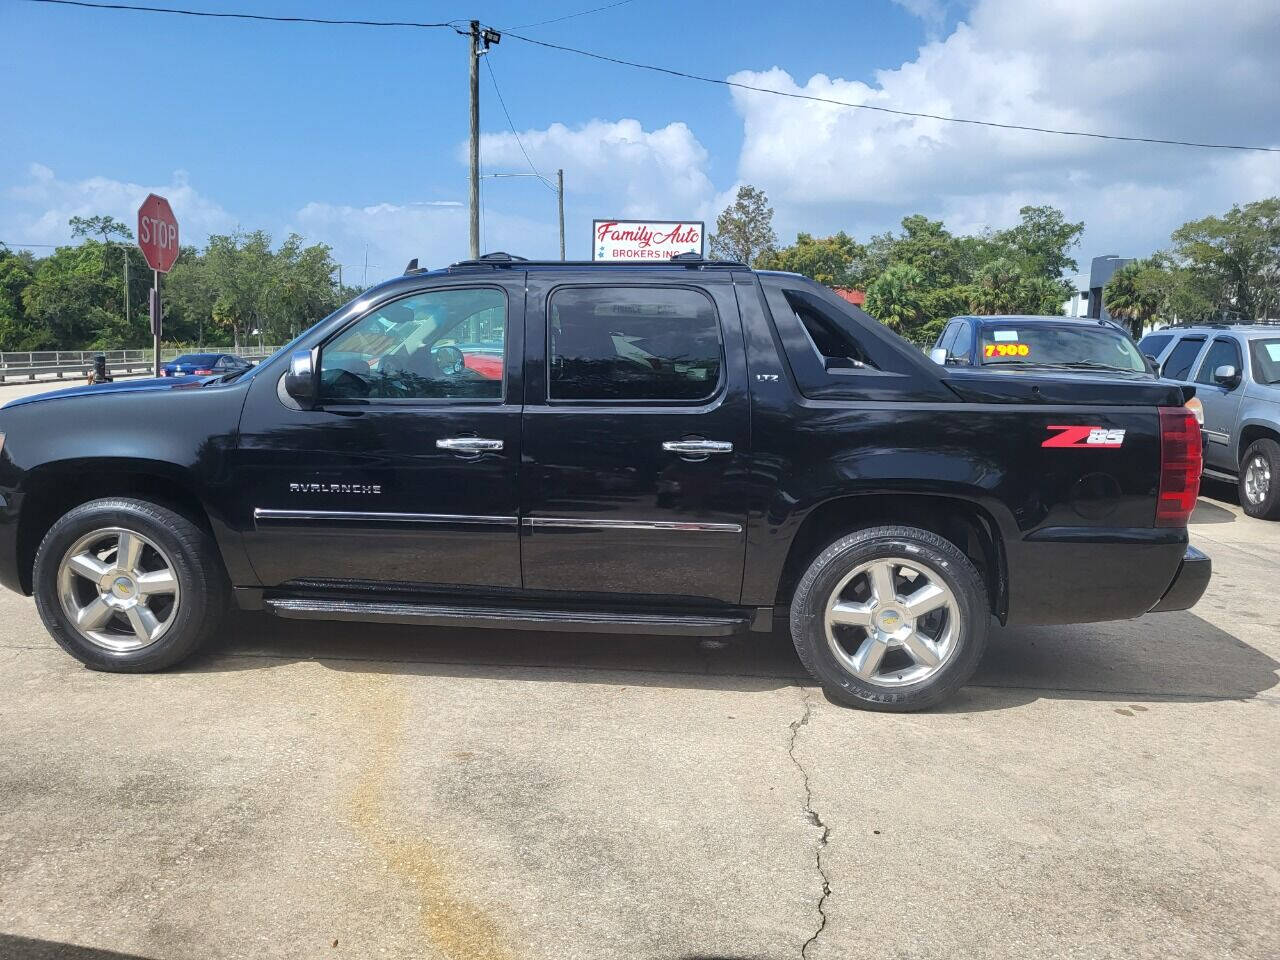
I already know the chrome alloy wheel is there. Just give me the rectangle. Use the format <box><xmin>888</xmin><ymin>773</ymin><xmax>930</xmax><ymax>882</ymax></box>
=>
<box><xmin>824</xmin><ymin>556</ymin><xmax>960</xmax><ymax>687</ymax></box>
<box><xmin>1244</xmin><ymin>455</ymin><xmax>1271</xmax><ymax>506</ymax></box>
<box><xmin>57</xmin><ymin>527</ymin><xmax>180</xmax><ymax>652</ymax></box>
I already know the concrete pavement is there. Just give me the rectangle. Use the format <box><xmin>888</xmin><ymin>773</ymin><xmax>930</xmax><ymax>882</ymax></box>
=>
<box><xmin>0</xmin><ymin>379</ymin><xmax>1276</xmax><ymax>959</ymax></box>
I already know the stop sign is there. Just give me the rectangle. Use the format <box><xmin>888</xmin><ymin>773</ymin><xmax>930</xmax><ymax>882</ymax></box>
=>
<box><xmin>137</xmin><ymin>193</ymin><xmax>179</xmax><ymax>273</ymax></box>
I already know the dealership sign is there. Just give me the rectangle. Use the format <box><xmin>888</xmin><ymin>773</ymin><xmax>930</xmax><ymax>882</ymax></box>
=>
<box><xmin>593</xmin><ymin>220</ymin><xmax>704</xmax><ymax>261</ymax></box>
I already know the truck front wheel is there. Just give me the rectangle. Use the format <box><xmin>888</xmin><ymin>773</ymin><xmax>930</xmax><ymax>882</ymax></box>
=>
<box><xmin>789</xmin><ymin>525</ymin><xmax>989</xmax><ymax>711</ymax></box>
<box><xmin>33</xmin><ymin>498</ymin><xmax>227</xmax><ymax>672</ymax></box>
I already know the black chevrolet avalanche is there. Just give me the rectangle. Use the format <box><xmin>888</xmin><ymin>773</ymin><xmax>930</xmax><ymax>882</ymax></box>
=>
<box><xmin>0</xmin><ymin>254</ymin><xmax>1211</xmax><ymax>711</ymax></box>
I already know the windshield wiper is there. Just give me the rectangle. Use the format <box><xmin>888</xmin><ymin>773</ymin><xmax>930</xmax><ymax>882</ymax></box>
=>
<box><xmin>986</xmin><ymin>360</ymin><xmax>1126</xmax><ymax>371</ymax></box>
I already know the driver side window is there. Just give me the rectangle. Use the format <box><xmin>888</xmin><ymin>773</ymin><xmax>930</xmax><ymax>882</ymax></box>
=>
<box><xmin>320</xmin><ymin>287</ymin><xmax>506</xmax><ymax>401</ymax></box>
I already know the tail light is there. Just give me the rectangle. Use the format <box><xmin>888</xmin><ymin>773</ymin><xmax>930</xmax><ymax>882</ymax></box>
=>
<box><xmin>159</xmin><ymin>369</ymin><xmax>168</xmax><ymax>376</ymax></box>
<box><xmin>194</xmin><ymin>368</ymin><xmax>213</xmax><ymax>376</ymax></box>
<box><xmin>1156</xmin><ymin>406</ymin><xmax>1202</xmax><ymax>527</ymax></box>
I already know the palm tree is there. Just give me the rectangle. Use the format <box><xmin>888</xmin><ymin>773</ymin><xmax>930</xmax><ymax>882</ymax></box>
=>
<box><xmin>1104</xmin><ymin>260</ymin><xmax>1161</xmax><ymax>338</ymax></box>
<box><xmin>864</xmin><ymin>263</ymin><xmax>926</xmax><ymax>336</ymax></box>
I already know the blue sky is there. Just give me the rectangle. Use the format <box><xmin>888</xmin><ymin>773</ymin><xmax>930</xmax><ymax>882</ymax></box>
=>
<box><xmin>3</xmin><ymin>0</ymin><xmax>1278</xmax><ymax>285</ymax></box>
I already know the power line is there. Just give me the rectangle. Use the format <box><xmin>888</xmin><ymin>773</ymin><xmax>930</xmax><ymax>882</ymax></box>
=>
<box><xmin>511</xmin><ymin>0</ymin><xmax>637</xmax><ymax>30</ymax></box>
<box><xmin>23</xmin><ymin>0</ymin><xmax>456</xmax><ymax>28</ymax></box>
<box><xmin>485</xmin><ymin>56</ymin><xmax>556</xmax><ymax>193</ymax></box>
<box><xmin>502</xmin><ymin>31</ymin><xmax>1280</xmax><ymax>154</ymax></box>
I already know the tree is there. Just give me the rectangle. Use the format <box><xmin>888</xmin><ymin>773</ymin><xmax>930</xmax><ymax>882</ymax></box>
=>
<box><xmin>1169</xmin><ymin>197</ymin><xmax>1280</xmax><ymax>321</ymax></box>
<box><xmin>964</xmin><ymin>259</ymin><xmax>1072</xmax><ymax>318</ymax></box>
<box><xmin>709</xmin><ymin>185</ymin><xmax>777</xmax><ymax>266</ymax></box>
<box><xmin>989</xmin><ymin>205</ymin><xmax>1084</xmax><ymax>280</ymax></box>
<box><xmin>0</xmin><ymin>248</ymin><xmax>40</xmax><ymax>350</ymax></box>
<box><xmin>756</xmin><ymin>231</ymin><xmax>864</xmax><ymax>287</ymax></box>
<box><xmin>864</xmin><ymin>263</ymin><xmax>927</xmax><ymax>338</ymax></box>
<box><xmin>1104</xmin><ymin>259</ymin><xmax>1164</xmax><ymax>337</ymax></box>
<box><xmin>204</xmin><ymin>230</ymin><xmax>274</xmax><ymax>351</ymax></box>
<box><xmin>69</xmin><ymin>215</ymin><xmax>133</xmax><ymax>244</ymax></box>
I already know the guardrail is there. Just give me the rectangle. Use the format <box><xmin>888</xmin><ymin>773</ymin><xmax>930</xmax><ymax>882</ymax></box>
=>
<box><xmin>0</xmin><ymin>347</ymin><xmax>282</xmax><ymax>383</ymax></box>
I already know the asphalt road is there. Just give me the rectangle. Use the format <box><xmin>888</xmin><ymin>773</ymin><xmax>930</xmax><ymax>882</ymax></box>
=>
<box><xmin>0</xmin><ymin>379</ymin><xmax>1276</xmax><ymax>960</ymax></box>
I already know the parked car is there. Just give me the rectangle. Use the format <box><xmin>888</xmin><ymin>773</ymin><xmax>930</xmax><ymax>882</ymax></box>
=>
<box><xmin>930</xmin><ymin>315</ymin><xmax>1152</xmax><ymax>375</ymax></box>
<box><xmin>0</xmin><ymin>254</ymin><xmax>1209</xmax><ymax>711</ymax></box>
<box><xmin>161</xmin><ymin>353</ymin><xmax>253</xmax><ymax>377</ymax></box>
<box><xmin>1139</xmin><ymin>324</ymin><xmax>1280</xmax><ymax>519</ymax></box>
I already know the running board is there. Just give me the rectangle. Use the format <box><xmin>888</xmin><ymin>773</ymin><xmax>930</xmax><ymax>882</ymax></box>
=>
<box><xmin>264</xmin><ymin>597</ymin><xmax>752</xmax><ymax>636</ymax></box>
<box><xmin>1201</xmin><ymin>467</ymin><xmax>1236</xmax><ymax>483</ymax></box>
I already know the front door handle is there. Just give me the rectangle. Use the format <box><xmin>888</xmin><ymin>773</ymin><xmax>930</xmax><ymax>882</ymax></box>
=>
<box><xmin>662</xmin><ymin>440</ymin><xmax>733</xmax><ymax>455</ymax></box>
<box><xmin>437</xmin><ymin>437</ymin><xmax>504</xmax><ymax>453</ymax></box>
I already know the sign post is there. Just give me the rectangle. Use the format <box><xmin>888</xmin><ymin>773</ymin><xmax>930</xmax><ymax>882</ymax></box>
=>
<box><xmin>136</xmin><ymin>194</ymin><xmax>179</xmax><ymax>376</ymax></box>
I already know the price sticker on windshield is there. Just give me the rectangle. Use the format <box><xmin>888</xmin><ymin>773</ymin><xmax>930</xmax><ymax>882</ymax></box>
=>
<box><xmin>984</xmin><ymin>343</ymin><xmax>1030</xmax><ymax>358</ymax></box>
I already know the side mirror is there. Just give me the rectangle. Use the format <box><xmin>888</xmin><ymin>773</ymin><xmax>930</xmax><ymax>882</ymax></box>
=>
<box><xmin>1213</xmin><ymin>364</ymin><xmax>1240</xmax><ymax>387</ymax></box>
<box><xmin>929</xmin><ymin>347</ymin><xmax>948</xmax><ymax>365</ymax></box>
<box><xmin>283</xmin><ymin>348</ymin><xmax>319</xmax><ymax>409</ymax></box>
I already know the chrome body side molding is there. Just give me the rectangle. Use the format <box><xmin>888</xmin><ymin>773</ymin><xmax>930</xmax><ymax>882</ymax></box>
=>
<box><xmin>253</xmin><ymin>509</ymin><xmax>517</xmax><ymax>526</ymax></box>
<box><xmin>522</xmin><ymin>517</ymin><xmax>743</xmax><ymax>534</ymax></box>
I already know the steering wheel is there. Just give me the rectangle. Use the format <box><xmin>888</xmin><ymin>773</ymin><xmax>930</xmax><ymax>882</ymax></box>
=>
<box><xmin>432</xmin><ymin>344</ymin><xmax>466</xmax><ymax>377</ymax></box>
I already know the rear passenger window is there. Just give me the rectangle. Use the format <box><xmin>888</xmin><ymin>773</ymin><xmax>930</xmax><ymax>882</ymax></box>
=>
<box><xmin>1162</xmin><ymin>337</ymin><xmax>1205</xmax><ymax>380</ymax></box>
<box><xmin>548</xmin><ymin>286</ymin><xmax>722</xmax><ymax>402</ymax></box>
<box><xmin>782</xmin><ymin>290</ymin><xmax>874</xmax><ymax>367</ymax></box>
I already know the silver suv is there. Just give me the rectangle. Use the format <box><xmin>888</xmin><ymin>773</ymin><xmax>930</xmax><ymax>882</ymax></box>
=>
<box><xmin>1139</xmin><ymin>325</ymin><xmax>1280</xmax><ymax>519</ymax></box>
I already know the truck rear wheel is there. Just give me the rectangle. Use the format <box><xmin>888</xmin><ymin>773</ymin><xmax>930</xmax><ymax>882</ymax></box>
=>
<box><xmin>33</xmin><ymin>498</ymin><xmax>226</xmax><ymax>672</ymax></box>
<box><xmin>1238</xmin><ymin>439</ymin><xmax>1280</xmax><ymax>520</ymax></box>
<box><xmin>789</xmin><ymin>525</ymin><xmax>989</xmax><ymax>711</ymax></box>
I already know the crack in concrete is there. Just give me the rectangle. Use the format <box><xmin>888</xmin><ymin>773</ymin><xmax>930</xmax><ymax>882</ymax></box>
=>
<box><xmin>788</xmin><ymin>687</ymin><xmax>831</xmax><ymax>960</ymax></box>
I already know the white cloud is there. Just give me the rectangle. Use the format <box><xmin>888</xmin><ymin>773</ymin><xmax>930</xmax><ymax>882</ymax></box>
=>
<box><xmin>290</xmin><ymin>200</ymin><xmax>557</xmax><ymax>284</ymax></box>
<box><xmin>4</xmin><ymin>163</ymin><xmax>234</xmax><ymax>248</ymax></box>
<box><xmin>725</xmin><ymin>0</ymin><xmax>1280</xmax><ymax>261</ymax></box>
<box><xmin>476</xmin><ymin>118</ymin><xmax>716</xmax><ymax>220</ymax></box>
<box><xmin>890</xmin><ymin>0</ymin><xmax>950</xmax><ymax>38</ymax></box>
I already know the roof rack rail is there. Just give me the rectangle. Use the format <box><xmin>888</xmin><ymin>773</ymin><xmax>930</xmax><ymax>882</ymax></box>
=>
<box><xmin>444</xmin><ymin>251</ymin><xmax>748</xmax><ymax>271</ymax></box>
<box><xmin>449</xmin><ymin>251</ymin><xmax>528</xmax><ymax>268</ymax></box>
<box><xmin>669</xmin><ymin>251</ymin><xmax>747</xmax><ymax>267</ymax></box>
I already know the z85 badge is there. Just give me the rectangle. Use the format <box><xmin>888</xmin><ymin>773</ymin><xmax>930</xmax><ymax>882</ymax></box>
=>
<box><xmin>1042</xmin><ymin>425</ymin><xmax>1126</xmax><ymax>448</ymax></box>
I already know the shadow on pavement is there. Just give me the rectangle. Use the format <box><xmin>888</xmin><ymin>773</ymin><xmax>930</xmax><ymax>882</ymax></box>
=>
<box><xmin>1190</xmin><ymin>498</ymin><xmax>1237</xmax><ymax>525</ymax></box>
<box><xmin>188</xmin><ymin>605</ymin><xmax>1279</xmax><ymax>713</ymax></box>
<box><xmin>1199</xmin><ymin>477</ymin><xmax>1241</xmax><ymax>508</ymax></box>
<box><xmin>0</xmin><ymin>935</ymin><xmax>159</xmax><ymax>960</ymax></box>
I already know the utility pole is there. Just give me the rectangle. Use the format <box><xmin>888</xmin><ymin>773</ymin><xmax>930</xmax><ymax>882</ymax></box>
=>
<box><xmin>468</xmin><ymin>20</ymin><xmax>480</xmax><ymax>259</ymax></box>
<box><xmin>465</xmin><ymin>22</ymin><xmax>500</xmax><ymax>260</ymax></box>
<box><xmin>557</xmin><ymin>168</ymin><xmax>566</xmax><ymax>261</ymax></box>
<box><xmin>482</xmin><ymin>170</ymin><xmax>565</xmax><ymax>259</ymax></box>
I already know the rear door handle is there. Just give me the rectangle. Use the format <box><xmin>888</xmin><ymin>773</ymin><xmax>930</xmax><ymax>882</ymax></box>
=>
<box><xmin>436</xmin><ymin>437</ymin><xmax>504</xmax><ymax>453</ymax></box>
<box><xmin>662</xmin><ymin>440</ymin><xmax>733</xmax><ymax>455</ymax></box>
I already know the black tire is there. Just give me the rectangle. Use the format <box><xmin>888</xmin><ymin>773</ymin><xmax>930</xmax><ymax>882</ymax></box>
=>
<box><xmin>789</xmin><ymin>525</ymin><xmax>989</xmax><ymax>712</ymax></box>
<box><xmin>33</xmin><ymin>498</ymin><xmax>227</xmax><ymax>671</ymax></box>
<box><xmin>1238</xmin><ymin>439</ymin><xmax>1280</xmax><ymax>520</ymax></box>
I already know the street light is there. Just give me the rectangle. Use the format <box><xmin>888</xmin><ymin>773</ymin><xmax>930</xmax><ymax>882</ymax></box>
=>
<box><xmin>481</xmin><ymin>169</ymin><xmax>565</xmax><ymax>260</ymax></box>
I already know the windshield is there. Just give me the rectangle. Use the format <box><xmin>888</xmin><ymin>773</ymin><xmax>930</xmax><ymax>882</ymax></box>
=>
<box><xmin>1250</xmin><ymin>338</ymin><xmax>1280</xmax><ymax>385</ymax></box>
<box><xmin>978</xmin><ymin>324</ymin><xmax>1147</xmax><ymax>372</ymax></box>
